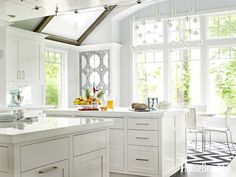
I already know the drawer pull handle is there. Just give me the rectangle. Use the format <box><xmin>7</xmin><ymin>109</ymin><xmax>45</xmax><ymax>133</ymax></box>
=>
<box><xmin>136</xmin><ymin>137</ymin><xmax>149</xmax><ymax>140</ymax></box>
<box><xmin>136</xmin><ymin>123</ymin><xmax>149</xmax><ymax>126</ymax></box>
<box><xmin>38</xmin><ymin>166</ymin><xmax>58</xmax><ymax>174</ymax></box>
<box><xmin>136</xmin><ymin>158</ymin><xmax>149</xmax><ymax>162</ymax></box>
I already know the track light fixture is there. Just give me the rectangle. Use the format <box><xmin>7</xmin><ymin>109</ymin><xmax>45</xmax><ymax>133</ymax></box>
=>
<box><xmin>137</xmin><ymin>0</ymin><xmax>142</xmax><ymax>4</ymax></box>
<box><xmin>74</xmin><ymin>9</ymin><xmax>79</xmax><ymax>14</ymax></box>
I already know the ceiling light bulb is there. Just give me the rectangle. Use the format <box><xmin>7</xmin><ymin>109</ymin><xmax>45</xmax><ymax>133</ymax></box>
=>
<box><xmin>137</xmin><ymin>0</ymin><xmax>142</xmax><ymax>4</ymax></box>
<box><xmin>74</xmin><ymin>9</ymin><xmax>79</xmax><ymax>14</ymax></box>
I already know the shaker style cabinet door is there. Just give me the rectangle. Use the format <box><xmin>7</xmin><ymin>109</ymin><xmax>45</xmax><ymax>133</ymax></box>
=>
<box><xmin>6</xmin><ymin>36</ymin><xmax>18</xmax><ymax>82</ymax></box>
<box><xmin>18</xmin><ymin>39</ymin><xmax>41</xmax><ymax>82</ymax></box>
<box><xmin>74</xmin><ymin>149</ymin><xmax>107</xmax><ymax>177</ymax></box>
<box><xmin>21</xmin><ymin>160</ymin><xmax>69</xmax><ymax>177</ymax></box>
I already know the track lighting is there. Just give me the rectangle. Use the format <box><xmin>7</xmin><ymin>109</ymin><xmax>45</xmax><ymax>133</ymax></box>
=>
<box><xmin>137</xmin><ymin>0</ymin><xmax>142</xmax><ymax>4</ymax></box>
<box><xmin>33</xmin><ymin>5</ymin><xmax>41</xmax><ymax>10</ymax></box>
<box><xmin>74</xmin><ymin>9</ymin><xmax>79</xmax><ymax>14</ymax></box>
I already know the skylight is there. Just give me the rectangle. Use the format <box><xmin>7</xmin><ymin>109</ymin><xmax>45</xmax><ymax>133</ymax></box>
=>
<box><xmin>43</xmin><ymin>9</ymin><xmax>104</xmax><ymax>40</ymax></box>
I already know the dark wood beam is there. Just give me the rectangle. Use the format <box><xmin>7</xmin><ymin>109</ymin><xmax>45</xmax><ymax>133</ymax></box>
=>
<box><xmin>45</xmin><ymin>34</ymin><xmax>80</xmax><ymax>46</ymax></box>
<box><xmin>34</xmin><ymin>15</ymin><xmax>54</xmax><ymax>33</ymax></box>
<box><xmin>77</xmin><ymin>5</ymin><xmax>117</xmax><ymax>45</ymax></box>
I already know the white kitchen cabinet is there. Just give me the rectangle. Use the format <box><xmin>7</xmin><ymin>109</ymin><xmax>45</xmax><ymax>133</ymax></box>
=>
<box><xmin>109</xmin><ymin>129</ymin><xmax>124</xmax><ymax>171</ymax></box>
<box><xmin>21</xmin><ymin>160</ymin><xmax>69</xmax><ymax>177</ymax></box>
<box><xmin>6</xmin><ymin>36</ymin><xmax>18</xmax><ymax>82</ymax></box>
<box><xmin>0</xmin><ymin>146</ymin><xmax>8</xmax><ymax>173</ymax></box>
<box><xmin>18</xmin><ymin>38</ymin><xmax>41</xmax><ymax>82</ymax></box>
<box><xmin>6</xmin><ymin>28</ymin><xmax>45</xmax><ymax>83</ymax></box>
<box><xmin>74</xmin><ymin>149</ymin><xmax>107</xmax><ymax>177</ymax></box>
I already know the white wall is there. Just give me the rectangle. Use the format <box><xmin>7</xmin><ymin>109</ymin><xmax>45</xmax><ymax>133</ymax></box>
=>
<box><xmin>0</xmin><ymin>23</ymin><xmax>6</xmax><ymax>106</ymax></box>
<box><xmin>45</xmin><ymin>40</ymin><xmax>79</xmax><ymax>108</ymax></box>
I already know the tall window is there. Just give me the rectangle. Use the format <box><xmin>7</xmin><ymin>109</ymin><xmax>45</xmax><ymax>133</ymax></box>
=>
<box><xmin>45</xmin><ymin>50</ymin><xmax>64</xmax><ymax>108</ymax></box>
<box><xmin>208</xmin><ymin>14</ymin><xmax>236</xmax><ymax>39</ymax></box>
<box><xmin>170</xmin><ymin>49</ymin><xmax>201</xmax><ymax>105</ymax></box>
<box><xmin>208</xmin><ymin>47</ymin><xmax>236</xmax><ymax>112</ymax></box>
<box><xmin>134</xmin><ymin>51</ymin><xmax>164</xmax><ymax>102</ymax></box>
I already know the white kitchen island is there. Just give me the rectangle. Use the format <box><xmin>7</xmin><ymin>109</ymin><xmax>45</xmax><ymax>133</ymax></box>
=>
<box><xmin>0</xmin><ymin>117</ymin><xmax>113</xmax><ymax>177</ymax></box>
<box><xmin>45</xmin><ymin>108</ymin><xmax>187</xmax><ymax>177</ymax></box>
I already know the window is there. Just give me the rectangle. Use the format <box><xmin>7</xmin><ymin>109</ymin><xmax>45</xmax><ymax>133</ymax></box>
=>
<box><xmin>45</xmin><ymin>50</ymin><xmax>64</xmax><ymax>108</ymax></box>
<box><xmin>133</xmin><ymin>20</ymin><xmax>163</xmax><ymax>46</ymax></box>
<box><xmin>208</xmin><ymin>14</ymin><xmax>236</xmax><ymax>39</ymax></box>
<box><xmin>170</xmin><ymin>49</ymin><xmax>201</xmax><ymax>105</ymax></box>
<box><xmin>168</xmin><ymin>17</ymin><xmax>200</xmax><ymax>43</ymax></box>
<box><xmin>134</xmin><ymin>51</ymin><xmax>164</xmax><ymax>102</ymax></box>
<box><xmin>208</xmin><ymin>47</ymin><xmax>236</xmax><ymax>113</ymax></box>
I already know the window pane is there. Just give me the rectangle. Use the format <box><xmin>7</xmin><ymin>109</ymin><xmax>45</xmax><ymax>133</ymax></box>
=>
<box><xmin>168</xmin><ymin>17</ymin><xmax>200</xmax><ymax>42</ymax></box>
<box><xmin>208</xmin><ymin>14</ymin><xmax>236</xmax><ymax>39</ymax></box>
<box><xmin>171</xmin><ymin>49</ymin><xmax>201</xmax><ymax>105</ymax></box>
<box><xmin>45</xmin><ymin>51</ymin><xmax>63</xmax><ymax>108</ymax></box>
<box><xmin>209</xmin><ymin>47</ymin><xmax>236</xmax><ymax>114</ymax></box>
<box><xmin>133</xmin><ymin>20</ymin><xmax>163</xmax><ymax>46</ymax></box>
<box><xmin>135</xmin><ymin>51</ymin><xmax>163</xmax><ymax>103</ymax></box>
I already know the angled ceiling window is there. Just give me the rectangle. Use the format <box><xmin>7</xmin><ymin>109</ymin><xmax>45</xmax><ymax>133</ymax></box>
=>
<box><xmin>42</xmin><ymin>8</ymin><xmax>104</xmax><ymax>40</ymax></box>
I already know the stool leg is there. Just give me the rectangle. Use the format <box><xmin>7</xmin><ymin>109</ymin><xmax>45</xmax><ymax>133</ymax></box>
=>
<box><xmin>226</xmin><ymin>132</ymin><xmax>232</xmax><ymax>155</ymax></box>
<box><xmin>229</xmin><ymin>131</ymin><xmax>234</xmax><ymax>151</ymax></box>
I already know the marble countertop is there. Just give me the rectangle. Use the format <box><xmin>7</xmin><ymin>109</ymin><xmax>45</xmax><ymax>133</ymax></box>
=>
<box><xmin>0</xmin><ymin>117</ymin><xmax>113</xmax><ymax>144</ymax></box>
<box><xmin>44</xmin><ymin>107</ymin><xmax>185</xmax><ymax>118</ymax></box>
<box><xmin>0</xmin><ymin>105</ymin><xmax>54</xmax><ymax>112</ymax></box>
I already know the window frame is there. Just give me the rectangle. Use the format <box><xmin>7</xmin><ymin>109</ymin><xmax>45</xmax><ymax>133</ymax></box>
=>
<box><xmin>131</xmin><ymin>11</ymin><xmax>236</xmax><ymax>113</ymax></box>
<box><xmin>44</xmin><ymin>48</ymin><xmax>68</xmax><ymax>108</ymax></box>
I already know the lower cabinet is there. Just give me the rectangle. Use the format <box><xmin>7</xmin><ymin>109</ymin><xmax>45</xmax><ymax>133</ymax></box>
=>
<box><xmin>21</xmin><ymin>160</ymin><xmax>69</xmax><ymax>177</ymax></box>
<box><xmin>127</xmin><ymin>146</ymin><xmax>158</xmax><ymax>175</ymax></box>
<box><xmin>109</xmin><ymin>129</ymin><xmax>124</xmax><ymax>171</ymax></box>
<box><xmin>74</xmin><ymin>149</ymin><xmax>107</xmax><ymax>177</ymax></box>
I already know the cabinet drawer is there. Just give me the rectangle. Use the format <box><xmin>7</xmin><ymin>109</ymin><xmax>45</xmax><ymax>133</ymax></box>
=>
<box><xmin>21</xmin><ymin>160</ymin><xmax>69</xmax><ymax>177</ymax></box>
<box><xmin>128</xmin><ymin>130</ymin><xmax>159</xmax><ymax>146</ymax></box>
<box><xmin>128</xmin><ymin>118</ymin><xmax>159</xmax><ymax>130</ymax></box>
<box><xmin>0</xmin><ymin>147</ymin><xmax>8</xmax><ymax>173</ymax></box>
<box><xmin>74</xmin><ymin>130</ymin><xmax>106</xmax><ymax>156</ymax></box>
<box><xmin>109</xmin><ymin>129</ymin><xmax>124</xmax><ymax>144</ymax></box>
<box><xmin>21</xmin><ymin>138</ymin><xmax>69</xmax><ymax>172</ymax></box>
<box><xmin>128</xmin><ymin>146</ymin><xmax>158</xmax><ymax>174</ymax></box>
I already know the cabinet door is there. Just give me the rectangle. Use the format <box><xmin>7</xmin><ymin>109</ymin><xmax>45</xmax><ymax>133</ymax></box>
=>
<box><xmin>74</xmin><ymin>149</ymin><xmax>108</xmax><ymax>177</ymax></box>
<box><xmin>109</xmin><ymin>129</ymin><xmax>124</xmax><ymax>171</ymax></box>
<box><xmin>6</xmin><ymin>36</ymin><xmax>18</xmax><ymax>81</ymax></box>
<box><xmin>175</xmin><ymin>114</ymin><xmax>187</xmax><ymax>166</ymax></box>
<box><xmin>21</xmin><ymin>160</ymin><xmax>69</xmax><ymax>177</ymax></box>
<box><xmin>18</xmin><ymin>39</ymin><xmax>41</xmax><ymax>82</ymax></box>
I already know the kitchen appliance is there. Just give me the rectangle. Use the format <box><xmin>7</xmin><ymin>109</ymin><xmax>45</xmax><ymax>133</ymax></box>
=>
<box><xmin>8</xmin><ymin>89</ymin><xmax>24</xmax><ymax>107</ymax></box>
<box><xmin>147</xmin><ymin>97</ymin><xmax>158</xmax><ymax>110</ymax></box>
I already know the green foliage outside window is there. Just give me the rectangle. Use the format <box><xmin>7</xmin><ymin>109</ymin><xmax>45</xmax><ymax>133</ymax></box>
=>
<box><xmin>174</xmin><ymin>50</ymin><xmax>191</xmax><ymax>105</ymax></box>
<box><xmin>45</xmin><ymin>52</ymin><xmax>62</xmax><ymax>108</ymax></box>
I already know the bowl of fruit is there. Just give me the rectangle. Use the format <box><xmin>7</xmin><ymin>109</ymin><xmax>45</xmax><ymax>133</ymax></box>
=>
<box><xmin>73</xmin><ymin>87</ymin><xmax>104</xmax><ymax>109</ymax></box>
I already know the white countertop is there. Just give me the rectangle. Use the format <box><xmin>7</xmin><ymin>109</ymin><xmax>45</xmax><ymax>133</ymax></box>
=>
<box><xmin>0</xmin><ymin>105</ymin><xmax>54</xmax><ymax>112</ymax></box>
<box><xmin>44</xmin><ymin>107</ymin><xmax>185</xmax><ymax>118</ymax></box>
<box><xmin>0</xmin><ymin>117</ymin><xmax>113</xmax><ymax>144</ymax></box>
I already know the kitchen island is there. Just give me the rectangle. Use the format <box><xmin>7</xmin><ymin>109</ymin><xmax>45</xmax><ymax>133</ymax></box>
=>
<box><xmin>0</xmin><ymin>117</ymin><xmax>113</xmax><ymax>177</ymax></box>
<box><xmin>45</xmin><ymin>108</ymin><xmax>187</xmax><ymax>177</ymax></box>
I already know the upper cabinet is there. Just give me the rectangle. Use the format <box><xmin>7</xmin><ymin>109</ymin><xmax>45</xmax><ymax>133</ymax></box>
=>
<box><xmin>6</xmin><ymin>28</ymin><xmax>45</xmax><ymax>84</ymax></box>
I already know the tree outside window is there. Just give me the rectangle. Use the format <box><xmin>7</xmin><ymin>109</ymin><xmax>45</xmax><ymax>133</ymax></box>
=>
<box><xmin>45</xmin><ymin>51</ymin><xmax>63</xmax><ymax>108</ymax></box>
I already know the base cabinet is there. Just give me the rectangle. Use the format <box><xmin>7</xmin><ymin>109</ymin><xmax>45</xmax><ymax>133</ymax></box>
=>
<box><xmin>74</xmin><ymin>149</ymin><xmax>107</xmax><ymax>177</ymax></box>
<box><xmin>21</xmin><ymin>160</ymin><xmax>69</xmax><ymax>177</ymax></box>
